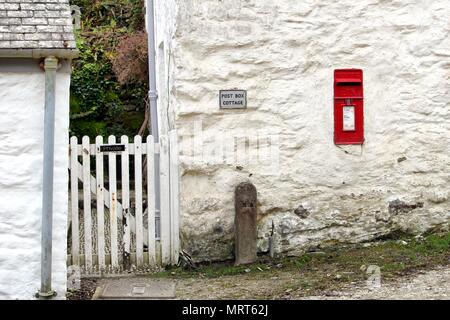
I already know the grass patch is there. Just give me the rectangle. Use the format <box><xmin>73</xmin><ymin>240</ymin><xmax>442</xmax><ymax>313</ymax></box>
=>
<box><xmin>155</xmin><ymin>232</ymin><xmax>450</xmax><ymax>280</ymax></box>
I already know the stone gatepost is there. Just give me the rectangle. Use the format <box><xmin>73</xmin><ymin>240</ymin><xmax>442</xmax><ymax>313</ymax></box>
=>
<box><xmin>234</xmin><ymin>182</ymin><xmax>257</xmax><ymax>266</ymax></box>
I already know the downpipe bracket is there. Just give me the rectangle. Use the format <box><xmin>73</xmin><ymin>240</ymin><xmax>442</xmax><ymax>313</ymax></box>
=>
<box><xmin>149</xmin><ymin>90</ymin><xmax>158</xmax><ymax>100</ymax></box>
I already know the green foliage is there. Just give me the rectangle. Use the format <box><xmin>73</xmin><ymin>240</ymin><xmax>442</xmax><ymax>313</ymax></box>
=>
<box><xmin>409</xmin><ymin>232</ymin><xmax>450</xmax><ymax>253</ymax></box>
<box><xmin>71</xmin><ymin>0</ymin><xmax>144</xmax><ymax>32</ymax></box>
<box><xmin>69</xmin><ymin>0</ymin><xmax>147</xmax><ymax>138</ymax></box>
<box><xmin>288</xmin><ymin>254</ymin><xmax>312</xmax><ymax>269</ymax></box>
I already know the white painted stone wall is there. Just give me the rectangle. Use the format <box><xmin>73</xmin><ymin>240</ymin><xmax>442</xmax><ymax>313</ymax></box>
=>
<box><xmin>155</xmin><ymin>0</ymin><xmax>450</xmax><ymax>261</ymax></box>
<box><xmin>0</xmin><ymin>60</ymin><xmax>70</xmax><ymax>299</ymax></box>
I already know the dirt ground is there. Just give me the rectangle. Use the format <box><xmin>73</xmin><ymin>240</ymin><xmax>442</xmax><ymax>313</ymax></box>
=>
<box><xmin>68</xmin><ymin>233</ymin><xmax>450</xmax><ymax>300</ymax></box>
<box><xmin>71</xmin><ymin>264</ymin><xmax>450</xmax><ymax>300</ymax></box>
<box><xmin>307</xmin><ymin>266</ymin><xmax>450</xmax><ymax>300</ymax></box>
<box><xmin>67</xmin><ymin>278</ymin><xmax>99</xmax><ymax>300</ymax></box>
<box><xmin>174</xmin><ymin>265</ymin><xmax>450</xmax><ymax>300</ymax></box>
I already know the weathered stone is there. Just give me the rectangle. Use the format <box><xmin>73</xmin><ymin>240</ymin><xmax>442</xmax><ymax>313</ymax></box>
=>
<box><xmin>294</xmin><ymin>205</ymin><xmax>310</xmax><ymax>219</ymax></box>
<box><xmin>95</xmin><ymin>278</ymin><xmax>176</xmax><ymax>300</ymax></box>
<box><xmin>235</xmin><ymin>182</ymin><xmax>257</xmax><ymax>266</ymax></box>
<box><xmin>388</xmin><ymin>200</ymin><xmax>424</xmax><ymax>215</ymax></box>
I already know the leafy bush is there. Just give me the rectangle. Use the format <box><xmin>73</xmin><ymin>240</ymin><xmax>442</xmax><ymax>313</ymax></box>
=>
<box><xmin>112</xmin><ymin>31</ymin><xmax>148</xmax><ymax>85</ymax></box>
<box><xmin>69</xmin><ymin>0</ymin><xmax>147</xmax><ymax>139</ymax></box>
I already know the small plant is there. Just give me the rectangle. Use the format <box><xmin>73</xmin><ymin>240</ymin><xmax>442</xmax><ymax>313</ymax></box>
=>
<box><xmin>112</xmin><ymin>31</ymin><xmax>148</xmax><ymax>85</ymax></box>
<box><xmin>292</xmin><ymin>255</ymin><xmax>312</xmax><ymax>269</ymax></box>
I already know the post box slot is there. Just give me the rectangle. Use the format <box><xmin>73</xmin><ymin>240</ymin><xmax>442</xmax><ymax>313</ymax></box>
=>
<box><xmin>336</xmin><ymin>78</ymin><xmax>362</xmax><ymax>85</ymax></box>
<box><xmin>336</xmin><ymin>82</ymin><xmax>361</xmax><ymax>86</ymax></box>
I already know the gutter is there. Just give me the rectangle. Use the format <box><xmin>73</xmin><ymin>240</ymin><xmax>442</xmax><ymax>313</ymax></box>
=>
<box><xmin>146</xmin><ymin>0</ymin><xmax>162</xmax><ymax>238</ymax></box>
<box><xmin>0</xmin><ymin>48</ymin><xmax>79</xmax><ymax>59</ymax></box>
<box><xmin>37</xmin><ymin>56</ymin><xmax>59</xmax><ymax>299</ymax></box>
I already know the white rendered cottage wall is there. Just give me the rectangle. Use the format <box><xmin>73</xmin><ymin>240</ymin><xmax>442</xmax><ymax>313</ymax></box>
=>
<box><xmin>0</xmin><ymin>60</ymin><xmax>70</xmax><ymax>299</ymax></box>
<box><xmin>153</xmin><ymin>0</ymin><xmax>178</xmax><ymax>136</ymax></box>
<box><xmin>156</xmin><ymin>0</ymin><xmax>450</xmax><ymax>261</ymax></box>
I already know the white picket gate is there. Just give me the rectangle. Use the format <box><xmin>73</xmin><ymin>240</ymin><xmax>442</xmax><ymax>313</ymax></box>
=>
<box><xmin>67</xmin><ymin>134</ymin><xmax>179</xmax><ymax>273</ymax></box>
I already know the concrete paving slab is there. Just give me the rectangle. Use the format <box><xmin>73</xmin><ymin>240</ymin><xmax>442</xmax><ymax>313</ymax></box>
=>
<box><xmin>93</xmin><ymin>278</ymin><xmax>176</xmax><ymax>300</ymax></box>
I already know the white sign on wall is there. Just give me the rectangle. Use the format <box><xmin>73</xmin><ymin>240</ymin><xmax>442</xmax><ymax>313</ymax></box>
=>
<box><xmin>220</xmin><ymin>90</ymin><xmax>247</xmax><ymax>109</ymax></box>
<box><xmin>343</xmin><ymin>106</ymin><xmax>356</xmax><ymax>131</ymax></box>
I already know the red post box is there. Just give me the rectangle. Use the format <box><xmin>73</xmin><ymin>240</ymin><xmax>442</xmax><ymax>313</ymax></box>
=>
<box><xmin>334</xmin><ymin>69</ymin><xmax>364</xmax><ymax>145</ymax></box>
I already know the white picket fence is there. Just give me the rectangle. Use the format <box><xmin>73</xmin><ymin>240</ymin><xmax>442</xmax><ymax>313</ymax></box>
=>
<box><xmin>67</xmin><ymin>134</ymin><xmax>179</xmax><ymax>273</ymax></box>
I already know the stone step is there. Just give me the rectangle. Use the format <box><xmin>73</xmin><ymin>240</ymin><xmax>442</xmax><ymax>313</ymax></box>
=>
<box><xmin>92</xmin><ymin>278</ymin><xmax>176</xmax><ymax>300</ymax></box>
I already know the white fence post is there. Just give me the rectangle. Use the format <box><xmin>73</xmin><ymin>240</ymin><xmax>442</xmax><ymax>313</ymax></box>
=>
<box><xmin>147</xmin><ymin>136</ymin><xmax>156</xmax><ymax>265</ymax></box>
<box><xmin>134</xmin><ymin>136</ymin><xmax>144</xmax><ymax>267</ymax></box>
<box><xmin>95</xmin><ymin>136</ymin><xmax>106</xmax><ymax>269</ymax></box>
<box><xmin>121</xmin><ymin>136</ymin><xmax>131</xmax><ymax>268</ymax></box>
<box><xmin>82</xmin><ymin>136</ymin><xmax>93</xmax><ymax>268</ymax></box>
<box><xmin>169</xmin><ymin>130</ymin><xmax>180</xmax><ymax>265</ymax></box>
<box><xmin>108</xmin><ymin>136</ymin><xmax>119</xmax><ymax>269</ymax></box>
<box><xmin>159</xmin><ymin>135</ymin><xmax>171</xmax><ymax>265</ymax></box>
<box><xmin>70</xmin><ymin>137</ymin><xmax>80</xmax><ymax>266</ymax></box>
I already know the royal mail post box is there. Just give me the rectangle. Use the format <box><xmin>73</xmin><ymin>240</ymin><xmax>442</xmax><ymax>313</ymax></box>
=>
<box><xmin>334</xmin><ymin>69</ymin><xmax>364</xmax><ymax>145</ymax></box>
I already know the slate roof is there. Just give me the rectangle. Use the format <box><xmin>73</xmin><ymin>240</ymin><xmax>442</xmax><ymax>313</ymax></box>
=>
<box><xmin>0</xmin><ymin>0</ymin><xmax>77</xmax><ymax>56</ymax></box>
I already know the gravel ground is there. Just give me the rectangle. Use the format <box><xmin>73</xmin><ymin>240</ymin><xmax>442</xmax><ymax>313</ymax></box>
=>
<box><xmin>302</xmin><ymin>266</ymin><xmax>450</xmax><ymax>300</ymax></box>
<box><xmin>175</xmin><ymin>266</ymin><xmax>450</xmax><ymax>300</ymax></box>
<box><xmin>67</xmin><ymin>278</ymin><xmax>99</xmax><ymax>300</ymax></box>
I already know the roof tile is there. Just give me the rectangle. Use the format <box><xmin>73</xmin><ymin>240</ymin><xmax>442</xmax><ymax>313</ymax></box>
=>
<box><xmin>0</xmin><ymin>0</ymin><xmax>77</xmax><ymax>50</ymax></box>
